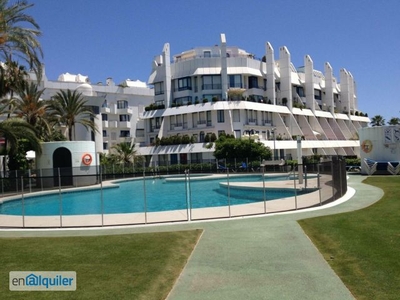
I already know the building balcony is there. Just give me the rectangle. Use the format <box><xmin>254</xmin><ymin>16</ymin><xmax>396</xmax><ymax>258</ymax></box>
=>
<box><xmin>102</xmin><ymin>120</ymin><xmax>108</xmax><ymax>128</ymax></box>
<box><xmin>109</xmin><ymin>121</ymin><xmax>118</xmax><ymax>128</ymax></box>
<box><xmin>197</xmin><ymin>120</ymin><xmax>207</xmax><ymax>128</ymax></box>
<box><xmin>264</xmin><ymin>120</ymin><xmax>273</xmax><ymax>126</ymax></box>
<box><xmin>118</xmin><ymin>136</ymin><xmax>132</xmax><ymax>143</ymax></box>
<box><xmin>119</xmin><ymin>121</ymin><xmax>131</xmax><ymax>129</ymax></box>
<box><xmin>150</xmin><ymin>126</ymin><xmax>161</xmax><ymax>133</ymax></box>
<box><xmin>117</xmin><ymin>107</ymin><xmax>133</xmax><ymax>115</ymax></box>
<box><xmin>100</xmin><ymin>106</ymin><xmax>110</xmax><ymax>114</ymax></box>
<box><xmin>248</xmin><ymin>119</ymin><xmax>257</xmax><ymax>125</ymax></box>
<box><xmin>202</xmin><ymin>84</ymin><xmax>222</xmax><ymax>90</ymax></box>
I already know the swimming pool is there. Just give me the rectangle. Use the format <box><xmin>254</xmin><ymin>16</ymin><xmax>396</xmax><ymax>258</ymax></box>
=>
<box><xmin>0</xmin><ymin>175</ymin><xmax>312</xmax><ymax>216</ymax></box>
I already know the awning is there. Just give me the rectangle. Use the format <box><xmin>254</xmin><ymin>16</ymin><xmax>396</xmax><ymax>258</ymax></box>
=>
<box><xmin>227</xmin><ymin>67</ymin><xmax>262</xmax><ymax>76</ymax></box>
<box><xmin>193</xmin><ymin>67</ymin><xmax>221</xmax><ymax>75</ymax></box>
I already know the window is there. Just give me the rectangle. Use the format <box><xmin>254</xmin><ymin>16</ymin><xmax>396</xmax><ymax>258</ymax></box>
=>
<box><xmin>101</xmin><ymin>114</ymin><xmax>108</xmax><ymax>121</ymax></box>
<box><xmin>206</xmin><ymin>111</ymin><xmax>212</xmax><ymax>126</ymax></box>
<box><xmin>136</xmin><ymin>129</ymin><xmax>144</xmax><ymax>137</ymax></box>
<box><xmin>232</xmin><ymin>109</ymin><xmax>240</xmax><ymax>122</ymax></box>
<box><xmin>203</xmin><ymin>94</ymin><xmax>222</xmax><ymax>102</ymax></box>
<box><xmin>314</xmin><ymin>89</ymin><xmax>322</xmax><ymax>100</ymax></box>
<box><xmin>199</xmin><ymin>131</ymin><xmax>205</xmax><ymax>142</ymax></box>
<box><xmin>117</xmin><ymin>100</ymin><xmax>128</xmax><ymax>109</ymax></box>
<box><xmin>296</xmin><ymin>86</ymin><xmax>305</xmax><ymax>97</ymax></box>
<box><xmin>248</xmin><ymin>76</ymin><xmax>259</xmax><ymax>89</ymax></box>
<box><xmin>229</xmin><ymin>75</ymin><xmax>242</xmax><ymax>88</ymax></box>
<box><xmin>155</xmin><ymin>117</ymin><xmax>161</xmax><ymax>129</ymax></box>
<box><xmin>120</xmin><ymin>130</ymin><xmax>130</xmax><ymax>137</ymax></box>
<box><xmin>234</xmin><ymin>130</ymin><xmax>241</xmax><ymax>139</ymax></box>
<box><xmin>103</xmin><ymin>143</ymin><xmax>108</xmax><ymax>150</ymax></box>
<box><xmin>202</xmin><ymin>75</ymin><xmax>221</xmax><ymax>90</ymax></box>
<box><xmin>177</xmin><ymin>77</ymin><xmax>191</xmax><ymax>91</ymax></box>
<box><xmin>154</xmin><ymin>82</ymin><xmax>164</xmax><ymax>95</ymax></box>
<box><xmin>190</xmin><ymin>152</ymin><xmax>202</xmax><ymax>163</ymax></box>
<box><xmin>119</xmin><ymin>115</ymin><xmax>130</xmax><ymax>122</ymax></box>
<box><xmin>102</xmin><ymin>130</ymin><xmax>107</xmax><ymax>137</ymax></box>
<box><xmin>203</xmin><ymin>51</ymin><xmax>211</xmax><ymax>58</ymax></box>
<box><xmin>217</xmin><ymin>110</ymin><xmax>225</xmax><ymax>123</ymax></box>
<box><xmin>173</xmin><ymin>96</ymin><xmax>192</xmax><ymax>106</ymax></box>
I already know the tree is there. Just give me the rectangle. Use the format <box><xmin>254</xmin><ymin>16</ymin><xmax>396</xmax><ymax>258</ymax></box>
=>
<box><xmin>214</xmin><ymin>135</ymin><xmax>271</xmax><ymax>161</ymax></box>
<box><xmin>0</xmin><ymin>0</ymin><xmax>43</xmax><ymax>78</ymax></box>
<box><xmin>111</xmin><ymin>142</ymin><xmax>141</xmax><ymax>164</ymax></box>
<box><xmin>370</xmin><ymin>115</ymin><xmax>385</xmax><ymax>127</ymax></box>
<box><xmin>0</xmin><ymin>59</ymin><xmax>27</xmax><ymax>99</ymax></box>
<box><xmin>388</xmin><ymin>117</ymin><xmax>400</xmax><ymax>125</ymax></box>
<box><xmin>0</xmin><ymin>118</ymin><xmax>41</xmax><ymax>154</ymax></box>
<box><xmin>13</xmin><ymin>82</ymin><xmax>49</xmax><ymax>127</ymax></box>
<box><xmin>48</xmin><ymin>89</ymin><xmax>97</xmax><ymax>141</ymax></box>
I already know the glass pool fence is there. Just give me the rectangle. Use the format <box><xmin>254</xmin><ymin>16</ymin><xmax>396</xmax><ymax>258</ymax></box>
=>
<box><xmin>0</xmin><ymin>156</ymin><xmax>347</xmax><ymax>228</ymax></box>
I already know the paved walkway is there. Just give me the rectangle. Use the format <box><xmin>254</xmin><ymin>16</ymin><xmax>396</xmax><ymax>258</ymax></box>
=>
<box><xmin>0</xmin><ymin>175</ymin><xmax>384</xmax><ymax>299</ymax></box>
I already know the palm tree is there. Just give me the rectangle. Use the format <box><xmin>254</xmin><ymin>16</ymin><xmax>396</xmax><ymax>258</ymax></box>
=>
<box><xmin>0</xmin><ymin>118</ymin><xmax>42</xmax><ymax>155</ymax></box>
<box><xmin>111</xmin><ymin>142</ymin><xmax>140</xmax><ymax>164</ymax></box>
<box><xmin>370</xmin><ymin>115</ymin><xmax>385</xmax><ymax>127</ymax></box>
<box><xmin>13</xmin><ymin>81</ymin><xmax>51</xmax><ymax>137</ymax></box>
<box><xmin>0</xmin><ymin>0</ymin><xmax>43</xmax><ymax>78</ymax></box>
<box><xmin>0</xmin><ymin>60</ymin><xmax>27</xmax><ymax>99</ymax></box>
<box><xmin>48</xmin><ymin>89</ymin><xmax>98</xmax><ymax>141</ymax></box>
<box><xmin>388</xmin><ymin>117</ymin><xmax>400</xmax><ymax>125</ymax></box>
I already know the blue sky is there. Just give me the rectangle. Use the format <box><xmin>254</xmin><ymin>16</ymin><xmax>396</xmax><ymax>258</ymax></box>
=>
<box><xmin>28</xmin><ymin>0</ymin><xmax>400</xmax><ymax>122</ymax></box>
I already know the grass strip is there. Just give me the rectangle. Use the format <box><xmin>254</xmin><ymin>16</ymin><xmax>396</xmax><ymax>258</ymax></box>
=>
<box><xmin>299</xmin><ymin>176</ymin><xmax>400</xmax><ymax>300</ymax></box>
<box><xmin>0</xmin><ymin>229</ymin><xmax>202</xmax><ymax>300</ymax></box>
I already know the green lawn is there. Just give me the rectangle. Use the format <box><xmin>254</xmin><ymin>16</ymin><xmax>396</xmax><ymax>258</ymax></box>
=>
<box><xmin>299</xmin><ymin>176</ymin><xmax>400</xmax><ymax>300</ymax></box>
<box><xmin>0</xmin><ymin>229</ymin><xmax>202</xmax><ymax>300</ymax></box>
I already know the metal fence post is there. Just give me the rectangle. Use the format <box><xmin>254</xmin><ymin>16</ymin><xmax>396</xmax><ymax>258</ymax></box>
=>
<box><xmin>39</xmin><ymin>168</ymin><xmax>43</xmax><ymax>191</ymax></box>
<box><xmin>143</xmin><ymin>161</ymin><xmax>147</xmax><ymax>224</ymax></box>
<box><xmin>58</xmin><ymin>168</ymin><xmax>63</xmax><ymax>228</ymax></box>
<box><xmin>318</xmin><ymin>164</ymin><xmax>322</xmax><ymax>205</ymax></box>
<box><xmin>294</xmin><ymin>166</ymin><xmax>298</xmax><ymax>210</ymax></box>
<box><xmin>262</xmin><ymin>164</ymin><xmax>266</xmax><ymax>213</ymax></box>
<box><xmin>227</xmin><ymin>166</ymin><xmax>231</xmax><ymax>218</ymax></box>
<box><xmin>28</xmin><ymin>169</ymin><xmax>32</xmax><ymax>194</ymax></box>
<box><xmin>188</xmin><ymin>169</ymin><xmax>192</xmax><ymax>220</ymax></box>
<box><xmin>15</xmin><ymin>170</ymin><xmax>18</xmax><ymax>194</ymax></box>
<box><xmin>185</xmin><ymin>169</ymin><xmax>191</xmax><ymax>221</ymax></box>
<box><xmin>100</xmin><ymin>166</ymin><xmax>104</xmax><ymax>226</ymax></box>
<box><xmin>21</xmin><ymin>176</ymin><xmax>25</xmax><ymax>228</ymax></box>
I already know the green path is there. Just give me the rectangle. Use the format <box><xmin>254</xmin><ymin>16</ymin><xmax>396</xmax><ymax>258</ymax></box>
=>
<box><xmin>0</xmin><ymin>175</ymin><xmax>384</xmax><ymax>300</ymax></box>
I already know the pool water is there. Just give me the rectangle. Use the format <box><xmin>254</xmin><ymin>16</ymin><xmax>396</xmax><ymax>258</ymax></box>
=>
<box><xmin>0</xmin><ymin>175</ymin><xmax>309</xmax><ymax>216</ymax></box>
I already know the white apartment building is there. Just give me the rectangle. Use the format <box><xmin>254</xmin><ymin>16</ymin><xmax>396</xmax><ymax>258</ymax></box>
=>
<box><xmin>28</xmin><ymin>67</ymin><xmax>153</xmax><ymax>154</ymax></box>
<box><xmin>139</xmin><ymin>34</ymin><xmax>369</xmax><ymax>165</ymax></box>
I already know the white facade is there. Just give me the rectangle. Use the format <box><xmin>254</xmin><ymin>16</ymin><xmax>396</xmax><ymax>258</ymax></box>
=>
<box><xmin>139</xmin><ymin>34</ymin><xmax>370</xmax><ymax>164</ymax></box>
<box><xmin>28</xmin><ymin>68</ymin><xmax>153</xmax><ymax>154</ymax></box>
